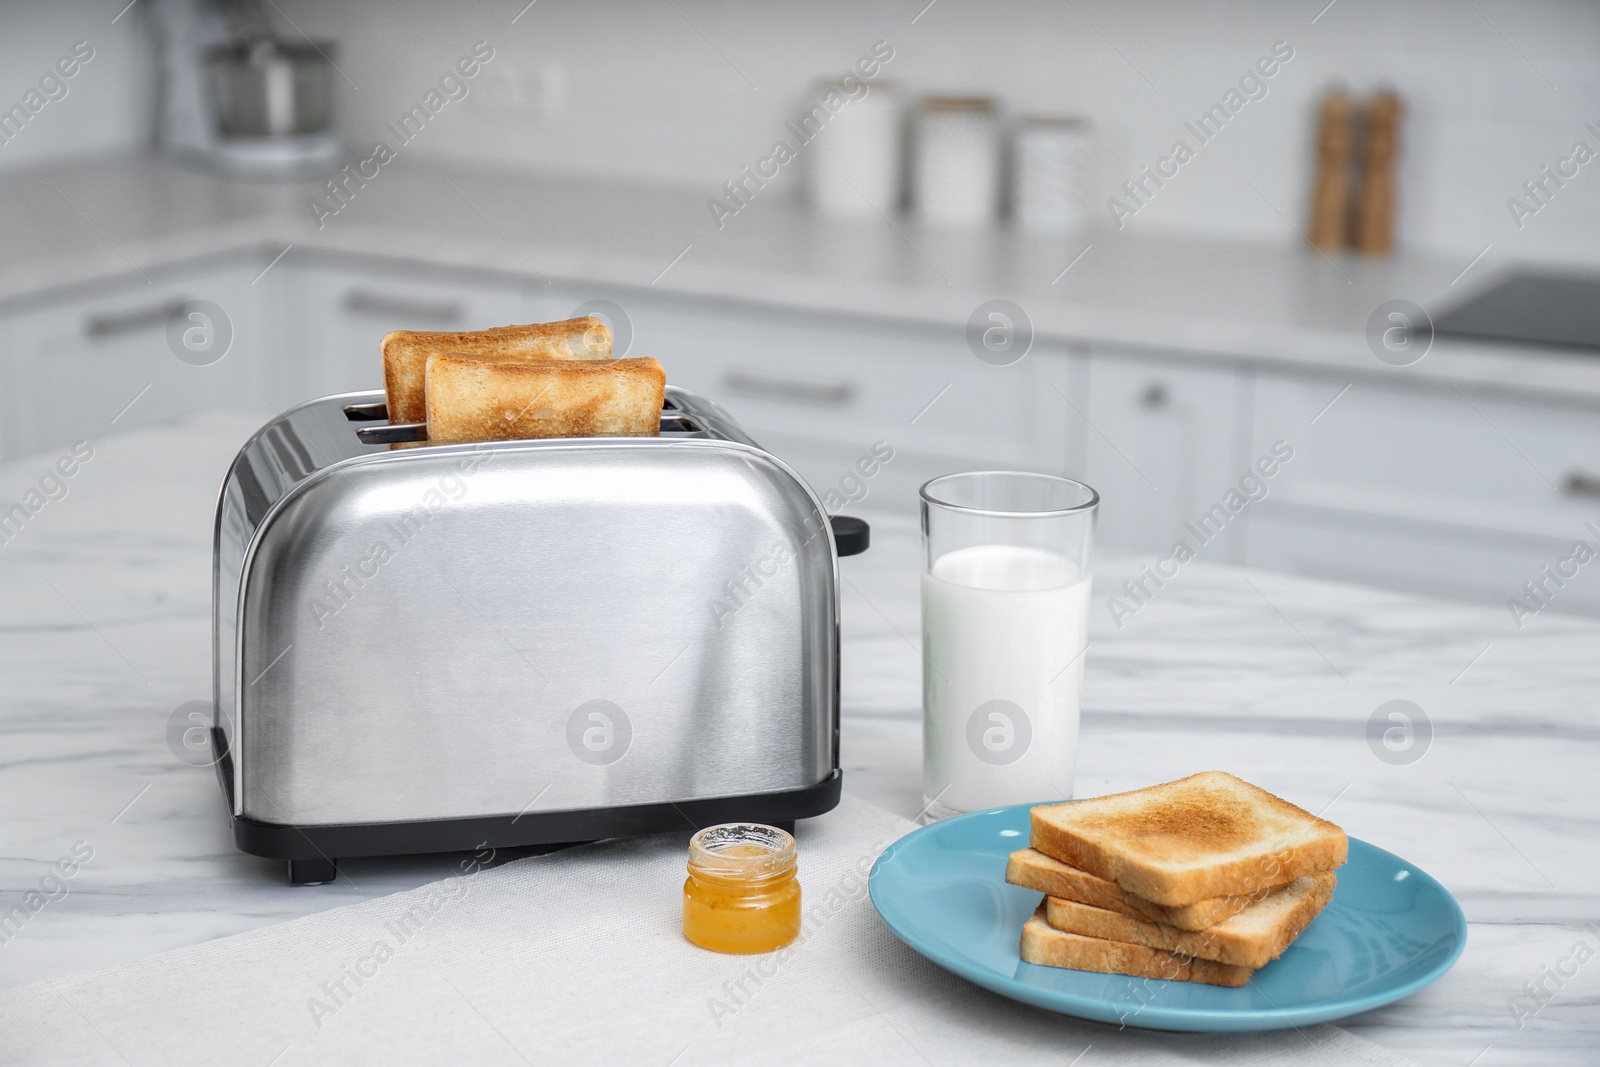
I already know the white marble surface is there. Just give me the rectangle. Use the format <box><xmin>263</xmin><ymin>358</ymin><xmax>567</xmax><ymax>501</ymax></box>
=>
<box><xmin>4</xmin><ymin>153</ymin><xmax>1599</xmax><ymax>402</ymax></box>
<box><xmin>1</xmin><ymin>410</ymin><xmax>1597</xmax><ymax>1065</ymax></box>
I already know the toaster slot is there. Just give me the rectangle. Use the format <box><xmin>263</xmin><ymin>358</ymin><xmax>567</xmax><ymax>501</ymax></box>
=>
<box><xmin>353</xmin><ymin>406</ymin><xmax>699</xmax><ymax>444</ymax></box>
<box><xmin>356</xmin><ymin>422</ymin><xmax>427</xmax><ymax>444</ymax></box>
<box><xmin>343</xmin><ymin>401</ymin><xmax>389</xmax><ymax>422</ymax></box>
<box><xmin>659</xmin><ymin>411</ymin><xmax>704</xmax><ymax>434</ymax></box>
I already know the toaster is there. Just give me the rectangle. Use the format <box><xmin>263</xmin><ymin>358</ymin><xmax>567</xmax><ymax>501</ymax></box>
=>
<box><xmin>212</xmin><ymin>386</ymin><xmax>866</xmax><ymax>883</ymax></box>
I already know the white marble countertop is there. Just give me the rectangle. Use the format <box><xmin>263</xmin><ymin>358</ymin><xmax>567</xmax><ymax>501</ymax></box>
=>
<box><xmin>4</xmin><ymin>153</ymin><xmax>1600</xmax><ymax>403</ymax></box>
<box><xmin>0</xmin><ymin>410</ymin><xmax>1596</xmax><ymax>1063</ymax></box>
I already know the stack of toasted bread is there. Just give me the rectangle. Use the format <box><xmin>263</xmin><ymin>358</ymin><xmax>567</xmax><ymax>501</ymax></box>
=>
<box><xmin>1009</xmin><ymin>771</ymin><xmax>1347</xmax><ymax>987</ymax></box>
<box><xmin>381</xmin><ymin>317</ymin><xmax>667</xmax><ymax>444</ymax></box>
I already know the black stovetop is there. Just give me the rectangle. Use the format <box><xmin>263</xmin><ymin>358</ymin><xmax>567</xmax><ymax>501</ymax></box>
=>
<box><xmin>1435</xmin><ymin>271</ymin><xmax>1600</xmax><ymax>352</ymax></box>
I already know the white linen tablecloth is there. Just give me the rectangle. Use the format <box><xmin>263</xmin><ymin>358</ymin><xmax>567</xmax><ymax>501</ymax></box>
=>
<box><xmin>0</xmin><ymin>796</ymin><xmax>1413</xmax><ymax>1066</ymax></box>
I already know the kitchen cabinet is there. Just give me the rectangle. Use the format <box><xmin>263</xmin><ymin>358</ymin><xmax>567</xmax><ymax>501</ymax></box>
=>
<box><xmin>277</xmin><ymin>257</ymin><xmax>535</xmax><ymax>403</ymax></box>
<box><xmin>1246</xmin><ymin>369</ymin><xmax>1600</xmax><ymax>606</ymax></box>
<box><xmin>1079</xmin><ymin>349</ymin><xmax>1248</xmax><ymax>561</ymax></box>
<box><xmin>0</xmin><ymin>256</ymin><xmax>274</xmax><ymax>461</ymax></box>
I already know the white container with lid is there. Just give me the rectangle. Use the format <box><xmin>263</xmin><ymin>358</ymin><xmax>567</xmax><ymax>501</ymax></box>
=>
<box><xmin>1011</xmin><ymin>116</ymin><xmax>1092</xmax><ymax>235</ymax></box>
<box><xmin>912</xmin><ymin>96</ymin><xmax>1000</xmax><ymax>228</ymax></box>
<box><xmin>806</xmin><ymin>79</ymin><xmax>900</xmax><ymax>220</ymax></box>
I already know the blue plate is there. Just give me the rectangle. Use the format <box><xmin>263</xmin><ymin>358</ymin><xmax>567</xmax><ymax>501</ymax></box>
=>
<box><xmin>869</xmin><ymin>803</ymin><xmax>1466</xmax><ymax>1032</ymax></box>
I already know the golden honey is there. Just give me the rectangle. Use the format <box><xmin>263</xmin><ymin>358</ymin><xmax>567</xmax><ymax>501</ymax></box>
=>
<box><xmin>683</xmin><ymin>824</ymin><xmax>801</xmax><ymax>954</ymax></box>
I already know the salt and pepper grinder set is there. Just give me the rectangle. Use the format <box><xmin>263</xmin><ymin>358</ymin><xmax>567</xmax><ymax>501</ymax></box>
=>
<box><xmin>1309</xmin><ymin>86</ymin><xmax>1403</xmax><ymax>255</ymax></box>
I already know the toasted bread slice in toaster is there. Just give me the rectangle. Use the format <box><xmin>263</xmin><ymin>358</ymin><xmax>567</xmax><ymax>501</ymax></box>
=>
<box><xmin>383</xmin><ymin>317</ymin><xmax>612</xmax><ymax>423</ymax></box>
<box><xmin>424</xmin><ymin>354</ymin><xmax>665</xmax><ymax>444</ymax></box>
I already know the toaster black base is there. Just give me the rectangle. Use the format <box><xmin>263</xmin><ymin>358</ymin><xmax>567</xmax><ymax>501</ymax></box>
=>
<box><xmin>213</xmin><ymin>729</ymin><xmax>841</xmax><ymax>884</ymax></box>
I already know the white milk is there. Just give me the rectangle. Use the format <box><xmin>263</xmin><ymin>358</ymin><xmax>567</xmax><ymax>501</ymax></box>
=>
<box><xmin>920</xmin><ymin>544</ymin><xmax>1091</xmax><ymax>817</ymax></box>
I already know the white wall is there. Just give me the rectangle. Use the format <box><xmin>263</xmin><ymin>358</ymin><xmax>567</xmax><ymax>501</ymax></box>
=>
<box><xmin>7</xmin><ymin>0</ymin><xmax>1600</xmax><ymax>267</ymax></box>
<box><xmin>0</xmin><ymin>0</ymin><xmax>155</xmax><ymax>173</ymax></box>
<box><xmin>273</xmin><ymin>0</ymin><xmax>1600</xmax><ymax>266</ymax></box>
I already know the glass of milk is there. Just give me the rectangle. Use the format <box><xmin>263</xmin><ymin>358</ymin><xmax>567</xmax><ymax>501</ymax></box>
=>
<box><xmin>919</xmin><ymin>471</ymin><xmax>1097</xmax><ymax>821</ymax></box>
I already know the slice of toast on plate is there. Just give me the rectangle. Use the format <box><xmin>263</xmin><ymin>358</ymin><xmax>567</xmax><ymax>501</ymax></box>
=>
<box><xmin>1030</xmin><ymin>771</ymin><xmax>1348</xmax><ymax>907</ymax></box>
<box><xmin>1005</xmin><ymin>848</ymin><xmax>1286</xmax><ymax>931</ymax></box>
<box><xmin>1044</xmin><ymin>871</ymin><xmax>1336</xmax><ymax>969</ymax></box>
<box><xmin>1019</xmin><ymin>905</ymin><xmax>1252</xmax><ymax>987</ymax></box>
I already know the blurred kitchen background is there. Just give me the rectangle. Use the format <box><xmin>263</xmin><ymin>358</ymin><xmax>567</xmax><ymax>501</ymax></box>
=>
<box><xmin>3</xmin><ymin>0</ymin><xmax>1600</xmax><ymax>618</ymax></box>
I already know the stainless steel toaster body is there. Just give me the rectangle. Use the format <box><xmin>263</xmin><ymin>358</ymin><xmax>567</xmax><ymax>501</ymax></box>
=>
<box><xmin>213</xmin><ymin>388</ymin><xmax>851</xmax><ymax>881</ymax></box>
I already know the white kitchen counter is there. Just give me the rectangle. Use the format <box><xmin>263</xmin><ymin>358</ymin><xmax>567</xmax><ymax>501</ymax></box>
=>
<box><xmin>0</xmin><ymin>410</ymin><xmax>1595</xmax><ymax>1064</ymax></box>
<box><xmin>3</xmin><ymin>153</ymin><xmax>1599</xmax><ymax>403</ymax></box>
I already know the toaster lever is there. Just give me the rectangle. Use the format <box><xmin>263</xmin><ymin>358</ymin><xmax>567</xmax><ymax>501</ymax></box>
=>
<box><xmin>830</xmin><ymin>515</ymin><xmax>870</xmax><ymax>556</ymax></box>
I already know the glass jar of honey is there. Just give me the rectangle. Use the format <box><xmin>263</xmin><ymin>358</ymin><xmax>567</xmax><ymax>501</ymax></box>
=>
<box><xmin>682</xmin><ymin>823</ymin><xmax>801</xmax><ymax>954</ymax></box>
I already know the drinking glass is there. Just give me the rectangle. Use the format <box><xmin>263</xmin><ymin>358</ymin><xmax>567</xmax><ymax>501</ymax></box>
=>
<box><xmin>919</xmin><ymin>471</ymin><xmax>1097</xmax><ymax>822</ymax></box>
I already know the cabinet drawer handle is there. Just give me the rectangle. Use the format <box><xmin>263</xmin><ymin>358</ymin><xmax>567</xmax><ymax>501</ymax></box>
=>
<box><xmin>723</xmin><ymin>370</ymin><xmax>855</xmax><ymax>407</ymax></box>
<box><xmin>1562</xmin><ymin>470</ymin><xmax>1600</xmax><ymax>499</ymax></box>
<box><xmin>342</xmin><ymin>289</ymin><xmax>464</xmax><ymax>323</ymax></box>
<box><xmin>83</xmin><ymin>299</ymin><xmax>187</xmax><ymax>338</ymax></box>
